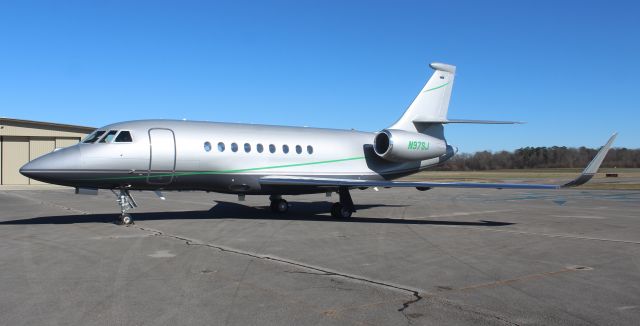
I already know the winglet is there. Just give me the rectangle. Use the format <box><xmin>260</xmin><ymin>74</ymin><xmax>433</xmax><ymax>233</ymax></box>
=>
<box><xmin>562</xmin><ymin>133</ymin><xmax>618</xmax><ymax>187</ymax></box>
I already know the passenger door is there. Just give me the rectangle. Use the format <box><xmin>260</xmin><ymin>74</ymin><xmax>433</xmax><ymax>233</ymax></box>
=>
<box><xmin>147</xmin><ymin>128</ymin><xmax>176</xmax><ymax>185</ymax></box>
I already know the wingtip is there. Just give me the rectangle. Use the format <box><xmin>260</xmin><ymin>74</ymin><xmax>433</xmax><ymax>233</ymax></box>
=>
<box><xmin>604</xmin><ymin>132</ymin><xmax>618</xmax><ymax>149</ymax></box>
<box><xmin>562</xmin><ymin>132</ymin><xmax>618</xmax><ymax>188</ymax></box>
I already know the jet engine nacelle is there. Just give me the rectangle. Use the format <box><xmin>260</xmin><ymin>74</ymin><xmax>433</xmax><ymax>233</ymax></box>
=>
<box><xmin>373</xmin><ymin>129</ymin><xmax>447</xmax><ymax>162</ymax></box>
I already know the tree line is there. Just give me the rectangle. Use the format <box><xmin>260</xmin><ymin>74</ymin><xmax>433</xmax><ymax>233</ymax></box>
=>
<box><xmin>436</xmin><ymin>146</ymin><xmax>640</xmax><ymax>171</ymax></box>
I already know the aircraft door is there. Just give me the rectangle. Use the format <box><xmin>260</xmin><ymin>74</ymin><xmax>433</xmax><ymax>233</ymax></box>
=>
<box><xmin>147</xmin><ymin>128</ymin><xmax>176</xmax><ymax>185</ymax></box>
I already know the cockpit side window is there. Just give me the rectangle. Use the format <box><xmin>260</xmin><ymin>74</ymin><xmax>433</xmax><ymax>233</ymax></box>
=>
<box><xmin>114</xmin><ymin>131</ymin><xmax>133</xmax><ymax>143</ymax></box>
<box><xmin>82</xmin><ymin>130</ymin><xmax>106</xmax><ymax>143</ymax></box>
<box><xmin>99</xmin><ymin>130</ymin><xmax>118</xmax><ymax>143</ymax></box>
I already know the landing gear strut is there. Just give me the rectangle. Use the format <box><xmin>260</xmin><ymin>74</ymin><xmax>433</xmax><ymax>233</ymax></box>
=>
<box><xmin>269</xmin><ymin>195</ymin><xmax>289</xmax><ymax>213</ymax></box>
<box><xmin>113</xmin><ymin>189</ymin><xmax>137</xmax><ymax>225</ymax></box>
<box><xmin>331</xmin><ymin>186</ymin><xmax>354</xmax><ymax>218</ymax></box>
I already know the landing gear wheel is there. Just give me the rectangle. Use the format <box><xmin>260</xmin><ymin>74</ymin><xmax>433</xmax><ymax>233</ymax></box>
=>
<box><xmin>270</xmin><ymin>199</ymin><xmax>289</xmax><ymax>213</ymax></box>
<box><xmin>114</xmin><ymin>189</ymin><xmax>137</xmax><ymax>226</ymax></box>
<box><xmin>120</xmin><ymin>214</ymin><xmax>133</xmax><ymax>225</ymax></box>
<box><xmin>331</xmin><ymin>203</ymin><xmax>352</xmax><ymax>218</ymax></box>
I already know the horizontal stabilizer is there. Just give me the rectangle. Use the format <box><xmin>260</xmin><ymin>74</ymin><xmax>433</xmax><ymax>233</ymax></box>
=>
<box><xmin>415</xmin><ymin>119</ymin><xmax>524</xmax><ymax>125</ymax></box>
<box><xmin>260</xmin><ymin>133</ymin><xmax>617</xmax><ymax>190</ymax></box>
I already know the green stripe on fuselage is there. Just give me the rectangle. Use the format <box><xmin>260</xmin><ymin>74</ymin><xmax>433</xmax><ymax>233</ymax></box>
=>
<box><xmin>86</xmin><ymin>156</ymin><xmax>366</xmax><ymax>181</ymax></box>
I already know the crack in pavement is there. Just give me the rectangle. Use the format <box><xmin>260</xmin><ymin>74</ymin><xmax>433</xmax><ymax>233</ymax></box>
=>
<box><xmin>4</xmin><ymin>191</ymin><xmax>90</xmax><ymax>215</ymax></box>
<box><xmin>136</xmin><ymin>226</ymin><xmax>424</xmax><ymax>313</ymax></box>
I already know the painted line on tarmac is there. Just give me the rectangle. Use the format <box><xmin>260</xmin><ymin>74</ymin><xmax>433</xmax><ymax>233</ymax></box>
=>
<box><xmin>460</xmin><ymin>227</ymin><xmax>640</xmax><ymax>245</ymax></box>
<box><xmin>551</xmin><ymin>215</ymin><xmax>607</xmax><ymax>219</ymax></box>
<box><xmin>451</xmin><ymin>266</ymin><xmax>587</xmax><ymax>293</ymax></box>
<box><xmin>411</xmin><ymin>210</ymin><xmax>639</xmax><ymax>244</ymax></box>
<box><xmin>418</xmin><ymin>210</ymin><xmax>512</xmax><ymax>219</ymax></box>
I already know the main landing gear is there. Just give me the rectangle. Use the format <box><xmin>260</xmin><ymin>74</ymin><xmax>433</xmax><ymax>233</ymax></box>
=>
<box><xmin>331</xmin><ymin>186</ymin><xmax>355</xmax><ymax>219</ymax></box>
<box><xmin>269</xmin><ymin>195</ymin><xmax>289</xmax><ymax>213</ymax></box>
<box><xmin>269</xmin><ymin>187</ymin><xmax>355</xmax><ymax>218</ymax></box>
<box><xmin>114</xmin><ymin>189</ymin><xmax>137</xmax><ymax>225</ymax></box>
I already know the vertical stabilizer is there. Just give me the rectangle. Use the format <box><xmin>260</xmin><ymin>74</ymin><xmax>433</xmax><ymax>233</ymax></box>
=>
<box><xmin>390</xmin><ymin>63</ymin><xmax>456</xmax><ymax>132</ymax></box>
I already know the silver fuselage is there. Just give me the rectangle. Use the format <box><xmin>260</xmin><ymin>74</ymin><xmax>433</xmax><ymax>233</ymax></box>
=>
<box><xmin>20</xmin><ymin>120</ymin><xmax>455</xmax><ymax>195</ymax></box>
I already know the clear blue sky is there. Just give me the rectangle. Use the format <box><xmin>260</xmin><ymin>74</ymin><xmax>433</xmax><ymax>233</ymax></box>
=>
<box><xmin>1</xmin><ymin>0</ymin><xmax>638</xmax><ymax>152</ymax></box>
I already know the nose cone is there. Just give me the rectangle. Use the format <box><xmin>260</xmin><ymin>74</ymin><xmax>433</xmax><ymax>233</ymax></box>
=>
<box><xmin>20</xmin><ymin>146</ymin><xmax>82</xmax><ymax>185</ymax></box>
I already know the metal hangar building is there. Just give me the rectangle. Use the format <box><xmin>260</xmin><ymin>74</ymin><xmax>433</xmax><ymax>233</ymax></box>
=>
<box><xmin>0</xmin><ymin>118</ymin><xmax>94</xmax><ymax>185</ymax></box>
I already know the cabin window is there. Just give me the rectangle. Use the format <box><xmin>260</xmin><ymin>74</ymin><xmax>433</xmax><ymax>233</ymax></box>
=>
<box><xmin>99</xmin><ymin>130</ymin><xmax>118</xmax><ymax>143</ymax></box>
<box><xmin>307</xmin><ymin>145</ymin><xmax>313</xmax><ymax>154</ymax></box>
<box><xmin>204</xmin><ymin>141</ymin><xmax>212</xmax><ymax>152</ymax></box>
<box><xmin>82</xmin><ymin>130</ymin><xmax>105</xmax><ymax>143</ymax></box>
<box><xmin>295</xmin><ymin>145</ymin><xmax>302</xmax><ymax>154</ymax></box>
<box><xmin>282</xmin><ymin>144</ymin><xmax>289</xmax><ymax>154</ymax></box>
<box><xmin>257</xmin><ymin>144</ymin><xmax>264</xmax><ymax>153</ymax></box>
<box><xmin>244</xmin><ymin>143</ymin><xmax>251</xmax><ymax>153</ymax></box>
<box><xmin>114</xmin><ymin>131</ymin><xmax>133</xmax><ymax>143</ymax></box>
<box><xmin>218</xmin><ymin>142</ymin><xmax>225</xmax><ymax>152</ymax></box>
<box><xmin>269</xmin><ymin>144</ymin><xmax>276</xmax><ymax>153</ymax></box>
<box><xmin>231</xmin><ymin>143</ymin><xmax>238</xmax><ymax>152</ymax></box>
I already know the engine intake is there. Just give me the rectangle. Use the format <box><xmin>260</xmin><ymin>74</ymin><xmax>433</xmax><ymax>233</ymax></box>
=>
<box><xmin>373</xmin><ymin>129</ymin><xmax>446</xmax><ymax>162</ymax></box>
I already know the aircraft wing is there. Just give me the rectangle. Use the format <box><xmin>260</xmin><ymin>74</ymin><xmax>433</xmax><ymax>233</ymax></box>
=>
<box><xmin>260</xmin><ymin>133</ymin><xmax>617</xmax><ymax>190</ymax></box>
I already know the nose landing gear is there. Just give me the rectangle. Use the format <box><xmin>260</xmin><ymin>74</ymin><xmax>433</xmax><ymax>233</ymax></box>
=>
<box><xmin>113</xmin><ymin>189</ymin><xmax>137</xmax><ymax>225</ymax></box>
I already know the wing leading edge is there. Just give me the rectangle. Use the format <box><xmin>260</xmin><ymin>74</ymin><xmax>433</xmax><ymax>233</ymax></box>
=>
<box><xmin>259</xmin><ymin>133</ymin><xmax>618</xmax><ymax>190</ymax></box>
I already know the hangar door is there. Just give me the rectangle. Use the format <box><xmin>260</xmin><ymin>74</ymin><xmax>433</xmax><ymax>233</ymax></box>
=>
<box><xmin>29</xmin><ymin>138</ymin><xmax>56</xmax><ymax>184</ymax></box>
<box><xmin>2</xmin><ymin>137</ymin><xmax>30</xmax><ymax>185</ymax></box>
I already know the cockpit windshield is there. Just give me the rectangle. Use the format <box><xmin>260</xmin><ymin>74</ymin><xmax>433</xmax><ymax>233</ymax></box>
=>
<box><xmin>82</xmin><ymin>130</ymin><xmax>106</xmax><ymax>143</ymax></box>
<box><xmin>82</xmin><ymin>129</ymin><xmax>133</xmax><ymax>144</ymax></box>
<box><xmin>114</xmin><ymin>131</ymin><xmax>133</xmax><ymax>142</ymax></box>
<box><xmin>99</xmin><ymin>130</ymin><xmax>118</xmax><ymax>143</ymax></box>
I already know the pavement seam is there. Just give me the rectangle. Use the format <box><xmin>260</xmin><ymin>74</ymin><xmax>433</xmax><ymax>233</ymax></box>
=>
<box><xmin>3</xmin><ymin>191</ymin><xmax>90</xmax><ymax>215</ymax></box>
<box><xmin>135</xmin><ymin>226</ymin><xmax>424</xmax><ymax>314</ymax></box>
<box><xmin>135</xmin><ymin>225</ymin><xmax>525</xmax><ymax>325</ymax></box>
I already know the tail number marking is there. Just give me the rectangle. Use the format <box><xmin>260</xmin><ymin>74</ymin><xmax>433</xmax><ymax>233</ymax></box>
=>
<box><xmin>408</xmin><ymin>141</ymin><xmax>429</xmax><ymax>151</ymax></box>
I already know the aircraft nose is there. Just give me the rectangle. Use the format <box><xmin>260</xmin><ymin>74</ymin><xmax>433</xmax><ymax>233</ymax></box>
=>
<box><xmin>20</xmin><ymin>146</ymin><xmax>82</xmax><ymax>184</ymax></box>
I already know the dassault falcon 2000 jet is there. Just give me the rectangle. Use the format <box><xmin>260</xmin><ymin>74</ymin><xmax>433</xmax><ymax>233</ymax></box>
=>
<box><xmin>20</xmin><ymin>63</ymin><xmax>617</xmax><ymax>225</ymax></box>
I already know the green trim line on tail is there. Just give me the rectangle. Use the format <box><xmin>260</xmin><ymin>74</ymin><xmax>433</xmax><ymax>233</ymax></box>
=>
<box><xmin>422</xmin><ymin>82</ymin><xmax>449</xmax><ymax>93</ymax></box>
<box><xmin>85</xmin><ymin>156</ymin><xmax>367</xmax><ymax>181</ymax></box>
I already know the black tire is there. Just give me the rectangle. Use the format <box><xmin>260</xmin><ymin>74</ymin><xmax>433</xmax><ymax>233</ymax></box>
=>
<box><xmin>271</xmin><ymin>199</ymin><xmax>288</xmax><ymax>213</ymax></box>
<box><xmin>331</xmin><ymin>203</ymin><xmax>342</xmax><ymax>218</ymax></box>
<box><xmin>331</xmin><ymin>202</ymin><xmax>352</xmax><ymax>218</ymax></box>
<box><xmin>120</xmin><ymin>214</ymin><xmax>133</xmax><ymax>225</ymax></box>
<box><xmin>339</xmin><ymin>206</ymin><xmax>352</xmax><ymax>218</ymax></box>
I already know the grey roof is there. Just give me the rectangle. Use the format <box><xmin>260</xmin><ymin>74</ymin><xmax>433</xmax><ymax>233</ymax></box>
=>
<box><xmin>0</xmin><ymin>117</ymin><xmax>95</xmax><ymax>133</ymax></box>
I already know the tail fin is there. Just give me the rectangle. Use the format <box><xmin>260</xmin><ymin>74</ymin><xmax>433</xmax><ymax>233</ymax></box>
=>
<box><xmin>390</xmin><ymin>63</ymin><xmax>456</xmax><ymax>132</ymax></box>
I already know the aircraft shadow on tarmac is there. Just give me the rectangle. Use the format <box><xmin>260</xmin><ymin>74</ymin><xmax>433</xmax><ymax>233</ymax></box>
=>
<box><xmin>0</xmin><ymin>201</ymin><xmax>514</xmax><ymax>227</ymax></box>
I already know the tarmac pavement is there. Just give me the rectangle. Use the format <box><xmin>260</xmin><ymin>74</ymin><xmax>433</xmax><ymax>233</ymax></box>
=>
<box><xmin>1</xmin><ymin>187</ymin><xmax>639</xmax><ymax>325</ymax></box>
